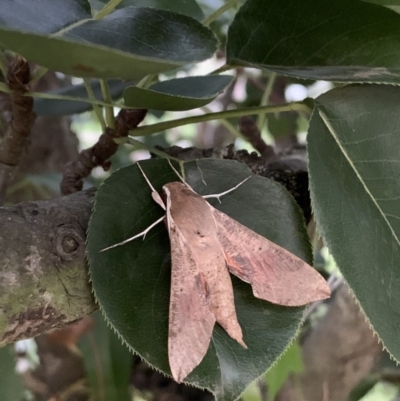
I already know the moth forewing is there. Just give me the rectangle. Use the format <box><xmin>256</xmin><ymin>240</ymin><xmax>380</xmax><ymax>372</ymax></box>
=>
<box><xmin>211</xmin><ymin>208</ymin><xmax>331</xmax><ymax>305</ymax></box>
<box><xmin>164</xmin><ymin>182</ymin><xmax>247</xmax><ymax>349</ymax></box>
<box><xmin>166</xmin><ymin>213</ymin><xmax>216</xmax><ymax>383</ymax></box>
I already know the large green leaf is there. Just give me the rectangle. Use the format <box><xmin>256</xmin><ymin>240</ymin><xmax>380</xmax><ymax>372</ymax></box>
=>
<box><xmin>0</xmin><ymin>1</ymin><xmax>217</xmax><ymax>79</ymax></box>
<box><xmin>0</xmin><ymin>346</ymin><xmax>23</xmax><ymax>401</ymax></box>
<box><xmin>123</xmin><ymin>75</ymin><xmax>233</xmax><ymax>111</ymax></box>
<box><xmin>79</xmin><ymin>312</ymin><xmax>131</xmax><ymax>401</ymax></box>
<box><xmin>0</xmin><ymin>0</ymin><xmax>92</xmax><ymax>33</ymax></box>
<box><xmin>226</xmin><ymin>0</ymin><xmax>400</xmax><ymax>83</ymax></box>
<box><xmin>87</xmin><ymin>158</ymin><xmax>313</xmax><ymax>400</ymax></box>
<box><xmin>308</xmin><ymin>84</ymin><xmax>400</xmax><ymax>362</ymax></box>
<box><xmin>90</xmin><ymin>0</ymin><xmax>204</xmax><ymax>20</ymax></box>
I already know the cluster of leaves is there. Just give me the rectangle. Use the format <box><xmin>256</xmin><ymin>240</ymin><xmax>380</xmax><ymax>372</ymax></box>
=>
<box><xmin>2</xmin><ymin>0</ymin><xmax>400</xmax><ymax>399</ymax></box>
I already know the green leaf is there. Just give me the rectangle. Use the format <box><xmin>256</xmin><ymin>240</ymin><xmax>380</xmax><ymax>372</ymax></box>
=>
<box><xmin>79</xmin><ymin>311</ymin><xmax>131</xmax><ymax>401</ymax></box>
<box><xmin>87</xmin><ymin>158</ymin><xmax>312</xmax><ymax>400</ymax></box>
<box><xmin>226</xmin><ymin>0</ymin><xmax>400</xmax><ymax>83</ymax></box>
<box><xmin>0</xmin><ymin>2</ymin><xmax>217</xmax><ymax>79</ymax></box>
<box><xmin>123</xmin><ymin>75</ymin><xmax>233</xmax><ymax>111</ymax></box>
<box><xmin>33</xmin><ymin>80</ymin><xmax>131</xmax><ymax>116</ymax></box>
<box><xmin>0</xmin><ymin>0</ymin><xmax>92</xmax><ymax>32</ymax></box>
<box><xmin>265</xmin><ymin>341</ymin><xmax>303</xmax><ymax>400</ymax></box>
<box><xmin>308</xmin><ymin>84</ymin><xmax>400</xmax><ymax>364</ymax></box>
<box><xmin>0</xmin><ymin>346</ymin><xmax>24</xmax><ymax>401</ymax></box>
<box><xmin>91</xmin><ymin>0</ymin><xmax>204</xmax><ymax>20</ymax></box>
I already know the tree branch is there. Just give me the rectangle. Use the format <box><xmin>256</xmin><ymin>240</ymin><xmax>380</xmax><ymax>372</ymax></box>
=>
<box><xmin>0</xmin><ymin>57</ymin><xmax>37</xmax><ymax>204</ymax></box>
<box><xmin>238</xmin><ymin>116</ymin><xmax>276</xmax><ymax>159</ymax></box>
<box><xmin>0</xmin><ymin>188</ymin><xmax>96</xmax><ymax>346</ymax></box>
<box><xmin>60</xmin><ymin>109</ymin><xmax>147</xmax><ymax>195</ymax></box>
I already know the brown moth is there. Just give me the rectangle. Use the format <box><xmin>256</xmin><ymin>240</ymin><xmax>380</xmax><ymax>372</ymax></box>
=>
<box><xmin>102</xmin><ymin>162</ymin><xmax>331</xmax><ymax>383</ymax></box>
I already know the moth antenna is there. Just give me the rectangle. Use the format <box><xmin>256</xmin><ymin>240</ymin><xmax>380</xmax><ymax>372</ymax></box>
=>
<box><xmin>203</xmin><ymin>175</ymin><xmax>252</xmax><ymax>203</ymax></box>
<box><xmin>100</xmin><ymin>215</ymin><xmax>165</xmax><ymax>252</ymax></box>
<box><xmin>137</xmin><ymin>162</ymin><xmax>165</xmax><ymax>210</ymax></box>
<box><xmin>167</xmin><ymin>158</ymin><xmax>194</xmax><ymax>190</ymax></box>
<box><xmin>137</xmin><ymin>162</ymin><xmax>157</xmax><ymax>193</ymax></box>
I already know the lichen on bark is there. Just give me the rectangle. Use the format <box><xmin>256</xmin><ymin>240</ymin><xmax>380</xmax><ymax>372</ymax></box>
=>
<box><xmin>0</xmin><ymin>189</ymin><xmax>96</xmax><ymax>345</ymax></box>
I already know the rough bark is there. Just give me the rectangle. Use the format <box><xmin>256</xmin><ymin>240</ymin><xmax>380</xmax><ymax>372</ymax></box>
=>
<box><xmin>276</xmin><ymin>284</ymin><xmax>383</xmax><ymax>401</ymax></box>
<box><xmin>0</xmin><ymin>67</ymin><xmax>90</xmax><ymax>400</ymax></box>
<box><xmin>61</xmin><ymin>108</ymin><xmax>147</xmax><ymax>195</ymax></box>
<box><xmin>0</xmin><ymin>188</ymin><xmax>96</xmax><ymax>346</ymax></box>
<box><xmin>0</xmin><ymin>57</ymin><xmax>37</xmax><ymax>204</ymax></box>
<box><xmin>0</xmin><ymin>70</ymin><xmax>79</xmax><ymax>205</ymax></box>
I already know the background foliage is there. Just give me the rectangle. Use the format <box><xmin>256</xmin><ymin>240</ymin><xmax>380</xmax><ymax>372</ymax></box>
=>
<box><xmin>1</xmin><ymin>0</ymin><xmax>400</xmax><ymax>400</ymax></box>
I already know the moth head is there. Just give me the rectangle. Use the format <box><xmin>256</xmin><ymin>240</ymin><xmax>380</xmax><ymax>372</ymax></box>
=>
<box><xmin>163</xmin><ymin>182</ymin><xmax>195</xmax><ymax>199</ymax></box>
<box><xmin>162</xmin><ymin>183</ymin><xmax>200</xmax><ymax>218</ymax></box>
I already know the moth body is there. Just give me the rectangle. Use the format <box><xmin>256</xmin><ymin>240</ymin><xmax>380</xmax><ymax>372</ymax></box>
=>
<box><xmin>163</xmin><ymin>182</ymin><xmax>247</xmax><ymax>382</ymax></box>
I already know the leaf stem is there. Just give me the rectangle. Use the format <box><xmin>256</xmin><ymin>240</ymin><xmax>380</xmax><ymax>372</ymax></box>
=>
<box><xmin>116</xmin><ymin>137</ymin><xmax>181</xmax><ymax>161</ymax></box>
<box><xmin>83</xmin><ymin>78</ymin><xmax>106</xmax><ymax>130</ymax></box>
<box><xmin>129</xmin><ymin>102</ymin><xmax>311</xmax><ymax>137</ymax></box>
<box><xmin>94</xmin><ymin>0</ymin><xmax>123</xmax><ymax>20</ymax></box>
<box><xmin>256</xmin><ymin>72</ymin><xmax>277</xmax><ymax>130</ymax></box>
<box><xmin>136</xmin><ymin>74</ymin><xmax>157</xmax><ymax>89</ymax></box>
<box><xmin>201</xmin><ymin>106</ymin><xmax>244</xmax><ymax>139</ymax></box>
<box><xmin>24</xmin><ymin>91</ymin><xmax>124</xmax><ymax>109</ymax></box>
<box><xmin>100</xmin><ymin>79</ymin><xmax>115</xmax><ymax>128</ymax></box>
<box><xmin>29</xmin><ymin>66</ymin><xmax>49</xmax><ymax>84</ymax></box>
<box><xmin>202</xmin><ymin>0</ymin><xmax>239</xmax><ymax>27</ymax></box>
<box><xmin>219</xmin><ymin>118</ymin><xmax>245</xmax><ymax>139</ymax></box>
<box><xmin>208</xmin><ymin>64</ymin><xmax>235</xmax><ymax>75</ymax></box>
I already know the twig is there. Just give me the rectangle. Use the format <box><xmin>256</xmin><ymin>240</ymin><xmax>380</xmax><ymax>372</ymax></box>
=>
<box><xmin>60</xmin><ymin>108</ymin><xmax>147</xmax><ymax>195</ymax></box>
<box><xmin>202</xmin><ymin>0</ymin><xmax>239</xmax><ymax>26</ymax></box>
<box><xmin>0</xmin><ymin>56</ymin><xmax>37</xmax><ymax>205</ymax></box>
<box><xmin>100</xmin><ymin>79</ymin><xmax>115</xmax><ymax>128</ymax></box>
<box><xmin>257</xmin><ymin>72</ymin><xmax>277</xmax><ymax>130</ymax></box>
<box><xmin>119</xmin><ymin>137</ymin><xmax>181</xmax><ymax>161</ymax></box>
<box><xmin>83</xmin><ymin>78</ymin><xmax>106</xmax><ymax>131</ymax></box>
<box><xmin>94</xmin><ymin>0</ymin><xmax>123</xmax><ymax>20</ymax></box>
<box><xmin>238</xmin><ymin>116</ymin><xmax>277</xmax><ymax>159</ymax></box>
<box><xmin>129</xmin><ymin>102</ymin><xmax>311</xmax><ymax>137</ymax></box>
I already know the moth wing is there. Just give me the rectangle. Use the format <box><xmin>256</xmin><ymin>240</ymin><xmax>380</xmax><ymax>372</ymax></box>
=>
<box><xmin>168</xmin><ymin>221</ymin><xmax>216</xmax><ymax>383</ymax></box>
<box><xmin>212</xmin><ymin>208</ymin><xmax>330</xmax><ymax>306</ymax></box>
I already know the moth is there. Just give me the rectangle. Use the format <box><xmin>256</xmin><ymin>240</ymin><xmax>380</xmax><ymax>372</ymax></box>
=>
<box><xmin>102</xmin><ymin>161</ymin><xmax>331</xmax><ymax>383</ymax></box>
